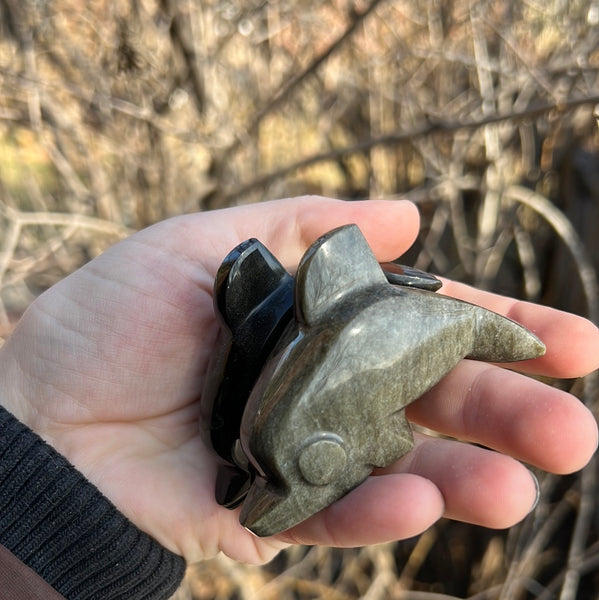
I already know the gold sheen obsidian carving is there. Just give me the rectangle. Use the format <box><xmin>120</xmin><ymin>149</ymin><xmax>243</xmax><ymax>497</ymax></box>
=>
<box><xmin>202</xmin><ymin>224</ymin><xmax>545</xmax><ymax>537</ymax></box>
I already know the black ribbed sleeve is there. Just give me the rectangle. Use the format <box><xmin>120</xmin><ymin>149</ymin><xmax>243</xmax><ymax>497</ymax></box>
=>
<box><xmin>0</xmin><ymin>406</ymin><xmax>186</xmax><ymax>600</ymax></box>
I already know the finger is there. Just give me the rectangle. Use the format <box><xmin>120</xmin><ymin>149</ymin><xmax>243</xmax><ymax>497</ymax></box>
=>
<box><xmin>439</xmin><ymin>279</ymin><xmax>599</xmax><ymax>378</ymax></box>
<box><xmin>406</xmin><ymin>361</ymin><xmax>598</xmax><ymax>475</ymax></box>
<box><xmin>163</xmin><ymin>196</ymin><xmax>421</xmax><ymax>275</ymax></box>
<box><xmin>279</xmin><ymin>473</ymin><xmax>444</xmax><ymax>547</ymax></box>
<box><xmin>378</xmin><ymin>434</ymin><xmax>539</xmax><ymax>529</ymax></box>
<box><xmin>231</xmin><ymin>196</ymin><xmax>420</xmax><ymax>267</ymax></box>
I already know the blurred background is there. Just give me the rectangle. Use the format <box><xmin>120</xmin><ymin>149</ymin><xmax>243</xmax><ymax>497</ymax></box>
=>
<box><xmin>1</xmin><ymin>1</ymin><xmax>598</xmax><ymax>598</ymax></box>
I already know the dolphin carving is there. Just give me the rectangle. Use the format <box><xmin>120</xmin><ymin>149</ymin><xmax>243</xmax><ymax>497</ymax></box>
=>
<box><xmin>204</xmin><ymin>224</ymin><xmax>545</xmax><ymax>537</ymax></box>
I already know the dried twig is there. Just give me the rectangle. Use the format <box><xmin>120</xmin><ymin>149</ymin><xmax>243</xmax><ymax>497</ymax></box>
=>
<box><xmin>220</xmin><ymin>0</ymin><xmax>389</xmax><ymax>163</ymax></box>
<box><xmin>502</xmin><ymin>185</ymin><xmax>599</xmax><ymax>600</ymax></box>
<box><xmin>221</xmin><ymin>94</ymin><xmax>599</xmax><ymax>204</ymax></box>
<box><xmin>503</xmin><ymin>185</ymin><xmax>599</xmax><ymax>323</ymax></box>
<box><xmin>0</xmin><ymin>205</ymin><xmax>132</xmax><ymax>238</ymax></box>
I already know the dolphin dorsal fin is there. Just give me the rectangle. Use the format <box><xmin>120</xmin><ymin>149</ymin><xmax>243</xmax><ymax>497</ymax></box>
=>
<box><xmin>295</xmin><ymin>224</ymin><xmax>387</xmax><ymax>326</ymax></box>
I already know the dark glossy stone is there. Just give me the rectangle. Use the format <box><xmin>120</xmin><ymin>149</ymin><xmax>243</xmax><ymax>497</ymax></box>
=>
<box><xmin>381</xmin><ymin>262</ymin><xmax>443</xmax><ymax>291</ymax></box>
<box><xmin>203</xmin><ymin>224</ymin><xmax>546</xmax><ymax>536</ymax></box>
<box><xmin>202</xmin><ymin>239</ymin><xmax>293</xmax><ymax>507</ymax></box>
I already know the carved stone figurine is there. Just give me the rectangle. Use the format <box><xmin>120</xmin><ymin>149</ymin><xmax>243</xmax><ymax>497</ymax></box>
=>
<box><xmin>202</xmin><ymin>224</ymin><xmax>546</xmax><ymax>537</ymax></box>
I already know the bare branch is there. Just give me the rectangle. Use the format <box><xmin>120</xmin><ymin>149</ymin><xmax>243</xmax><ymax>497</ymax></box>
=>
<box><xmin>222</xmin><ymin>94</ymin><xmax>599</xmax><ymax>203</ymax></box>
<box><xmin>220</xmin><ymin>0</ymin><xmax>389</xmax><ymax>163</ymax></box>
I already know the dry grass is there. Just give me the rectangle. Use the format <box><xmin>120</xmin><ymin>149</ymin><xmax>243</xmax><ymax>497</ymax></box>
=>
<box><xmin>1</xmin><ymin>0</ymin><xmax>599</xmax><ymax>598</ymax></box>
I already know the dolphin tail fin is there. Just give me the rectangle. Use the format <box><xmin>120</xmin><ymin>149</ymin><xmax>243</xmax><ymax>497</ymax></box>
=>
<box><xmin>467</xmin><ymin>305</ymin><xmax>546</xmax><ymax>362</ymax></box>
<box><xmin>214</xmin><ymin>239</ymin><xmax>293</xmax><ymax>332</ymax></box>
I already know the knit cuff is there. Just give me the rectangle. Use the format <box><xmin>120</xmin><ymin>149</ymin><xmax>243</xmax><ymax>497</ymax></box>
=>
<box><xmin>0</xmin><ymin>406</ymin><xmax>186</xmax><ymax>600</ymax></box>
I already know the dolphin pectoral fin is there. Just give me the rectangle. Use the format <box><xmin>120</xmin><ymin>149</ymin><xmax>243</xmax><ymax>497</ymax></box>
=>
<box><xmin>467</xmin><ymin>305</ymin><xmax>546</xmax><ymax>362</ymax></box>
<box><xmin>240</xmin><ymin>469</ymin><xmax>372</xmax><ymax>537</ymax></box>
<box><xmin>381</xmin><ymin>262</ymin><xmax>443</xmax><ymax>291</ymax></box>
<box><xmin>239</xmin><ymin>476</ymin><xmax>291</xmax><ymax>537</ymax></box>
<box><xmin>215</xmin><ymin>464</ymin><xmax>251</xmax><ymax>509</ymax></box>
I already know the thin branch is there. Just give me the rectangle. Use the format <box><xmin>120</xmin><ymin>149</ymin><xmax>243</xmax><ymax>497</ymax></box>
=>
<box><xmin>0</xmin><ymin>204</ymin><xmax>133</xmax><ymax>238</ymax></box>
<box><xmin>161</xmin><ymin>0</ymin><xmax>205</xmax><ymax>114</ymax></box>
<box><xmin>0</xmin><ymin>219</ymin><xmax>21</xmax><ymax>286</ymax></box>
<box><xmin>220</xmin><ymin>0</ymin><xmax>389</xmax><ymax>163</ymax></box>
<box><xmin>504</xmin><ymin>185</ymin><xmax>599</xmax><ymax>323</ymax></box>
<box><xmin>513</xmin><ymin>223</ymin><xmax>542</xmax><ymax>301</ymax></box>
<box><xmin>503</xmin><ymin>184</ymin><xmax>599</xmax><ymax>600</ymax></box>
<box><xmin>500</xmin><ymin>490</ymin><xmax>576</xmax><ymax>599</ymax></box>
<box><xmin>222</xmin><ymin>93</ymin><xmax>599</xmax><ymax>203</ymax></box>
<box><xmin>0</xmin><ymin>67</ymin><xmax>212</xmax><ymax>145</ymax></box>
<box><xmin>560</xmin><ymin>456</ymin><xmax>597</xmax><ymax>600</ymax></box>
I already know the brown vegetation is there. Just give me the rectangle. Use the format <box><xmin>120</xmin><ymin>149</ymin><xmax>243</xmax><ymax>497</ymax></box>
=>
<box><xmin>1</xmin><ymin>0</ymin><xmax>598</xmax><ymax>598</ymax></box>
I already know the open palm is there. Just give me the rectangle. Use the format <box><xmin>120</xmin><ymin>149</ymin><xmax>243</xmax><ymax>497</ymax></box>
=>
<box><xmin>1</xmin><ymin>197</ymin><xmax>597</xmax><ymax>565</ymax></box>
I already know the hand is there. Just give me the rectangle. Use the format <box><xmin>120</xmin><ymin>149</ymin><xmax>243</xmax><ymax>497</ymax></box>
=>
<box><xmin>0</xmin><ymin>197</ymin><xmax>597</xmax><ymax>564</ymax></box>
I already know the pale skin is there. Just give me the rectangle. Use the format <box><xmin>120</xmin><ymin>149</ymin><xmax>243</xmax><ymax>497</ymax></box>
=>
<box><xmin>0</xmin><ymin>197</ymin><xmax>598</xmax><ymax>566</ymax></box>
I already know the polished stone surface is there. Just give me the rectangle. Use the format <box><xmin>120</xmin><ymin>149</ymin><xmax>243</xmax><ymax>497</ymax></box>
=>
<box><xmin>204</xmin><ymin>224</ymin><xmax>546</xmax><ymax>536</ymax></box>
<box><xmin>202</xmin><ymin>238</ymin><xmax>294</xmax><ymax>508</ymax></box>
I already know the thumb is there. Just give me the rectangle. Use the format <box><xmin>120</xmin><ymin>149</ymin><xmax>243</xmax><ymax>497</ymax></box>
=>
<box><xmin>145</xmin><ymin>196</ymin><xmax>421</xmax><ymax>275</ymax></box>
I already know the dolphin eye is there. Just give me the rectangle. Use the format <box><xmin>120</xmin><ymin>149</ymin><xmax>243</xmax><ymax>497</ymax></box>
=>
<box><xmin>298</xmin><ymin>434</ymin><xmax>347</xmax><ymax>486</ymax></box>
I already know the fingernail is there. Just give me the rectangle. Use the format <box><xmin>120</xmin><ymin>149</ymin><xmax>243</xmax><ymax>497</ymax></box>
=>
<box><xmin>527</xmin><ymin>471</ymin><xmax>541</xmax><ymax>515</ymax></box>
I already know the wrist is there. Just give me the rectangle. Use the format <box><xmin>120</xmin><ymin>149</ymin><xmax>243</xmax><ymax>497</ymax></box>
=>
<box><xmin>0</xmin><ymin>344</ymin><xmax>31</xmax><ymax>428</ymax></box>
<box><xmin>0</xmin><ymin>406</ymin><xmax>186</xmax><ymax>599</ymax></box>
